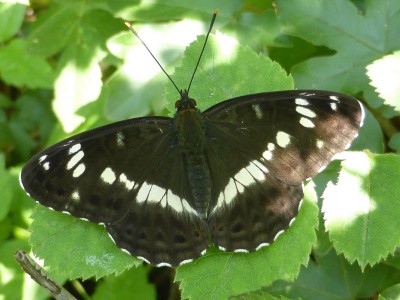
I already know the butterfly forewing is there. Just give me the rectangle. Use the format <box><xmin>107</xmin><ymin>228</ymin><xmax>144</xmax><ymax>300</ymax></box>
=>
<box><xmin>203</xmin><ymin>90</ymin><xmax>363</xmax><ymax>185</ymax></box>
<box><xmin>202</xmin><ymin>90</ymin><xmax>363</xmax><ymax>251</ymax></box>
<box><xmin>21</xmin><ymin>117</ymin><xmax>210</xmax><ymax>266</ymax></box>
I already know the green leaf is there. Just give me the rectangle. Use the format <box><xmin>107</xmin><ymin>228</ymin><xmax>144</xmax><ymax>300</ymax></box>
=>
<box><xmin>269</xmin><ymin>248</ymin><xmax>400</xmax><ymax>299</ymax></box>
<box><xmin>322</xmin><ymin>151</ymin><xmax>400</xmax><ymax>269</ymax></box>
<box><xmin>0</xmin><ymin>39</ymin><xmax>55</xmax><ymax>88</ymax></box>
<box><xmin>92</xmin><ymin>266</ymin><xmax>156</xmax><ymax>300</ymax></box>
<box><xmin>27</xmin><ymin>5</ymin><xmax>81</xmax><ymax>56</ymax></box>
<box><xmin>53</xmin><ymin>44</ymin><xmax>103</xmax><ymax>133</ymax></box>
<box><xmin>104</xmin><ymin>18</ymin><xmax>199</xmax><ymax>121</ymax></box>
<box><xmin>0</xmin><ymin>154</ymin><xmax>12</xmax><ymax>221</ymax></box>
<box><xmin>166</xmin><ymin>34</ymin><xmax>293</xmax><ymax>115</ymax></box>
<box><xmin>0</xmin><ymin>2</ymin><xmax>26</xmax><ymax>42</ymax></box>
<box><xmin>176</xmin><ymin>184</ymin><xmax>318</xmax><ymax>300</ymax></box>
<box><xmin>380</xmin><ymin>284</ymin><xmax>400</xmax><ymax>300</ymax></box>
<box><xmin>366</xmin><ymin>51</ymin><xmax>400</xmax><ymax>113</ymax></box>
<box><xmin>44</xmin><ymin>8</ymin><xmax>123</xmax><ymax>132</ymax></box>
<box><xmin>351</xmin><ymin>107</ymin><xmax>384</xmax><ymax>154</ymax></box>
<box><xmin>30</xmin><ymin>206</ymin><xmax>140</xmax><ymax>280</ymax></box>
<box><xmin>389</xmin><ymin>132</ymin><xmax>400</xmax><ymax>153</ymax></box>
<box><xmin>224</xmin><ymin>1</ymin><xmax>291</xmax><ymax>50</ymax></box>
<box><xmin>275</xmin><ymin>0</ymin><xmax>400</xmax><ymax>97</ymax></box>
<box><xmin>113</xmin><ymin>0</ymin><xmax>241</xmax><ymax>22</ymax></box>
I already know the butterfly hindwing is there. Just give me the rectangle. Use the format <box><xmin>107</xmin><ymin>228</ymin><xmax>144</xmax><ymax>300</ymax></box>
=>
<box><xmin>209</xmin><ymin>173</ymin><xmax>303</xmax><ymax>252</ymax></box>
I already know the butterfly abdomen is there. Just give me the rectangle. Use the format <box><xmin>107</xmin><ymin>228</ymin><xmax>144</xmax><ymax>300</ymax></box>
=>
<box><xmin>175</xmin><ymin>108</ymin><xmax>211</xmax><ymax>217</ymax></box>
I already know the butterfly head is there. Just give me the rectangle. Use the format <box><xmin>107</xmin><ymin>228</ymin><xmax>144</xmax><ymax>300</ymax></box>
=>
<box><xmin>175</xmin><ymin>89</ymin><xmax>198</xmax><ymax>112</ymax></box>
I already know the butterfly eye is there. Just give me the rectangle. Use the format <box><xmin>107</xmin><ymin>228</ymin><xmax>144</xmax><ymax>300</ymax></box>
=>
<box><xmin>190</xmin><ymin>98</ymin><xmax>197</xmax><ymax>107</ymax></box>
<box><xmin>175</xmin><ymin>100</ymin><xmax>182</xmax><ymax>109</ymax></box>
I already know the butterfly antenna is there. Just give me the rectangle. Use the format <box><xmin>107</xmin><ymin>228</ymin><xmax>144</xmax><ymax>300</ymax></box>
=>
<box><xmin>187</xmin><ymin>9</ymin><xmax>218</xmax><ymax>94</ymax></box>
<box><xmin>124</xmin><ymin>21</ymin><xmax>181</xmax><ymax>95</ymax></box>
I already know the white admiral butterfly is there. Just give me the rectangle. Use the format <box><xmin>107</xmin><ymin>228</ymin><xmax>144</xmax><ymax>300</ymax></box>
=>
<box><xmin>20</xmin><ymin>11</ymin><xmax>364</xmax><ymax>267</ymax></box>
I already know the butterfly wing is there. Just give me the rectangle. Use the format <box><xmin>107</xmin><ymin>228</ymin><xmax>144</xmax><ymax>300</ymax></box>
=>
<box><xmin>21</xmin><ymin>117</ymin><xmax>209</xmax><ymax>266</ymax></box>
<box><xmin>203</xmin><ymin>90</ymin><xmax>363</xmax><ymax>251</ymax></box>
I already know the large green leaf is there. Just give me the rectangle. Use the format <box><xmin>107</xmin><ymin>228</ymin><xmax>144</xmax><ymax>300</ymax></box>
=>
<box><xmin>0</xmin><ymin>40</ymin><xmax>54</xmax><ymax>88</ymax></box>
<box><xmin>323</xmin><ymin>152</ymin><xmax>400</xmax><ymax>269</ymax></box>
<box><xmin>366</xmin><ymin>51</ymin><xmax>400</xmax><ymax>113</ymax></box>
<box><xmin>176</xmin><ymin>184</ymin><xmax>318</xmax><ymax>300</ymax></box>
<box><xmin>275</xmin><ymin>0</ymin><xmax>400</xmax><ymax>103</ymax></box>
<box><xmin>0</xmin><ymin>2</ymin><xmax>26</xmax><ymax>42</ymax></box>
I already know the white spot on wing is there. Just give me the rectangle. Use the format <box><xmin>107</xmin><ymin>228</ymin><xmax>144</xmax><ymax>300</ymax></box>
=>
<box><xmin>107</xmin><ymin>232</ymin><xmax>115</xmax><ymax>243</ymax></box>
<box><xmin>251</xmin><ymin>160</ymin><xmax>269</xmax><ymax>174</ymax></box>
<box><xmin>121</xmin><ymin>248</ymin><xmax>131</xmax><ymax>255</ymax></box>
<box><xmin>68</xmin><ymin>143</ymin><xmax>81</xmax><ymax>155</ymax></box>
<box><xmin>268</xmin><ymin>143</ymin><xmax>275</xmax><ymax>151</ymax></box>
<box><xmin>316</xmin><ymin>139</ymin><xmax>324</xmax><ymax>149</ymax></box>
<box><xmin>71</xmin><ymin>190</ymin><xmax>80</xmax><ymax>201</ymax></box>
<box><xmin>262</xmin><ymin>150</ymin><xmax>273</xmax><ymax>160</ymax></box>
<box><xmin>167</xmin><ymin>190</ymin><xmax>183</xmax><ymax>213</ymax></box>
<box><xmin>213</xmin><ymin>161</ymin><xmax>267</xmax><ymax>214</ymax></box>
<box><xmin>262</xmin><ymin>143</ymin><xmax>275</xmax><ymax>161</ymax></box>
<box><xmin>43</xmin><ymin>161</ymin><xmax>50</xmax><ymax>171</ymax></box>
<box><xmin>234</xmin><ymin>168</ymin><xmax>254</xmax><ymax>188</ymax></box>
<box><xmin>73</xmin><ymin>163</ymin><xmax>86</xmax><ymax>177</ymax></box>
<box><xmin>160</xmin><ymin>194</ymin><xmax>167</xmax><ymax>207</ymax></box>
<box><xmin>100</xmin><ymin>167</ymin><xmax>116</xmax><ymax>185</ymax></box>
<box><xmin>295</xmin><ymin>98</ymin><xmax>309</xmax><ymax>106</ymax></box>
<box><xmin>273</xmin><ymin>230</ymin><xmax>284</xmax><ymax>241</ymax></box>
<box><xmin>252</xmin><ymin>104</ymin><xmax>263</xmax><ymax>119</ymax></box>
<box><xmin>116</xmin><ymin>132</ymin><xmax>125</xmax><ymax>147</ymax></box>
<box><xmin>234</xmin><ymin>249</ymin><xmax>249</xmax><ymax>253</ymax></box>
<box><xmin>39</xmin><ymin>155</ymin><xmax>47</xmax><ymax>163</ymax></box>
<box><xmin>296</xmin><ymin>106</ymin><xmax>316</xmax><ymax>118</ymax></box>
<box><xmin>224</xmin><ymin>178</ymin><xmax>237</xmax><ymax>205</ymax></box>
<box><xmin>119</xmin><ymin>173</ymin><xmax>135</xmax><ymax>190</ymax></box>
<box><xmin>66</xmin><ymin>151</ymin><xmax>84</xmax><ymax>170</ymax></box>
<box><xmin>136</xmin><ymin>256</ymin><xmax>150</xmax><ymax>264</ymax></box>
<box><xmin>246</xmin><ymin>161</ymin><xmax>266</xmax><ymax>181</ymax></box>
<box><xmin>179</xmin><ymin>258</ymin><xmax>193</xmax><ymax>265</ymax></box>
<box><xmin>19</xmin><ymin>171</ymin><xmax>28</xmax><ymax>194</ymax></box>
<box><xmin>299</xmin><ymin>117</ymin><xmax>315</xmax><ymax>128</ymax></box>
<box><xmin>157</xmin><ymin>262</ymin><xmax>172</xmax><ymax>267</ymax></box>
<box><xmin>358</xmin><ymin>100</ymin><xmax>365</xmax><ymax>127</ymax></box>
<box><xmin>329</xmin><ymin>95</ymin><xmax>339</xmax><ymax>101</ymax></box>
<box><xmin>147</xmin><ymin>185</ymin><xmax>166</xmax><ymax>203</ymax></box>
<box><xmin>276</xmin><ymin>131</ymin><xmax>291</xmax><ymax>148</ymax></box>
<box><xmin>330</xmin><ymin>102</ymin><xmax>338</xmax><ymax>111</ymax></box>
<box><xmin>137</xmin><ymin>182</ymin><xmax>152</xmax><ymax>203</ymax></box>
<box><xmin>182</xmin><ymin>200</ymin><xmax>198</xmax><ymax>215</ymax></box>
<box><xmin>256</xmin><ymin>242</ymin><xmax>270</xmax><ymax>250</ymax></box>
<box><xmin>212</xmin><ymin>192</ymin><xmax>225</xmax><ymax>214</ymax></box>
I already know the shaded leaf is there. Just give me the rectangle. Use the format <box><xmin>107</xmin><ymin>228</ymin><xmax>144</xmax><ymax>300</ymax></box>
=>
<box><xmin>0</xmin><ymin>40</ymin><xmax>54</xmax><ymax>88</ymax></box>
<box><xmin>92</xmin><ymin>266</ymin><xmax>156</xmax><ymax>300</ymax></box>
<box><xmin>275</xmin><ymin>0</ymin><xmax>400</xmax><ymax>100</ymax></box>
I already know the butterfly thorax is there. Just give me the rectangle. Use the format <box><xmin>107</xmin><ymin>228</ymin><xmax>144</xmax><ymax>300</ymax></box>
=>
<box><xmin>174</xmin><ymin>91</ymin><xmax>212</xmax><ymax>218</ymax></box>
